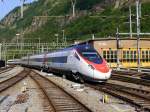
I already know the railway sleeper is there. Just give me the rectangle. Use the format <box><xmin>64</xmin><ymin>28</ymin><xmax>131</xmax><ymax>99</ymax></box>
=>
<box><xmin>53</xmin><ymin>101</ymin><xmax>77</xmax><ymax>104</ymax></box>
<box><xmin>99</xmin><ymin>87</ymin><xmax>150</xmax><ymax>110</ymax></box>
<box><xmin>50</xmin><ymin>98</ymin><xmax>70</xmax><ymax>100</ymax></box>
<box><xmin>55</xmin><ymin>105</ymin><xmax>82</xmax><ymax>108</ymax></box>
<box><xmin>50</xmin><ymin>96</ymin><xmax>69</xmax><ymax>99</ymax></box>
<box><xmin>57</xmin><ymin>110</ymin><xmax>87</xmax><ymax>112</ymax></box>
<box><xmin>56</xmin><ymin>107</ymin><xmax>85</xmax><ymax>111</ymax></box>
<box><xmin>51</xmin><ymin>97</ymin><xmax>72</xmax><ymax>100</ymax></box>
<box><xmin>105</xmin><ymin>83</ymin><xmax>150</xmax><ymax>101</ymax></box>
<box><xmin>54</xmin><ymin>103</ymin><xmax>78</xmax><ymax>106</ymax></box>
<box><xmin>30</xmin><ymin>72</ymin><xmax>91</xmax><ymax>112</ymax></box>
<box><xmin>52</xmin><ymin>100</ymin><xmax>74</xmax><ymax>103</ymax></box>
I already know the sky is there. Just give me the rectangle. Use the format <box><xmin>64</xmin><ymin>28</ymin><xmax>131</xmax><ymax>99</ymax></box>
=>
<box><xmin>0</xmin><ymin>0</ymin><xmax>36</xmax><ymax>20</ymax></box>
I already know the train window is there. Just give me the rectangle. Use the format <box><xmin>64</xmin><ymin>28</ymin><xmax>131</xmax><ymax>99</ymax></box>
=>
<box><xmin>30</xmin><ymin>58</ymin><xmax>41</xmax><ymax>62</ymax></box>
<box><xmin>48</xmin><ymin>56</ymin><xmax>67</xmax><ymax>63</ymax></box>
<box><xmin>81</xmin><ymin>52</ymin><xmax>103</xmax><ymax>64</ymax></box>
<box><xmin>36</xmin><ymin>58</ymin><xmax>43</xmax><ymax>62</ymax></box>
<box><xmin>58</xmin><ymin>56</ymin><xmax>67</xmax><ymax>63</ymax></box>
<box><xmin>48</xmin><ymin>58</ymin><xmax>52</xmax><ymax>62</ymax></box>
<box><xmin>77</xmin><ymin>45</ymin><xmax>103</xmax><ymax>64</ymax></box>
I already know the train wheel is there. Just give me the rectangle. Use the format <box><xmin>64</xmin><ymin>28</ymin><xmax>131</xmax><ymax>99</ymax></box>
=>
<box><xmin>76</xmin><ymin>73</ymin><xmax>84</xmax><ymax>83</ymax></box>
<box><xmin>62</xmin><ymin>74</ymin><xmax>67</xmax><ymax>79</ymax></box>
<box><xmin>79</xmin><ymin>76</ymin><xmax>84</xmax><ymax>84</ymax></box>
<box><xmin>100</xmin><ymin>81</ymin><xmax>107</xmax><ymax>85</ymax></box>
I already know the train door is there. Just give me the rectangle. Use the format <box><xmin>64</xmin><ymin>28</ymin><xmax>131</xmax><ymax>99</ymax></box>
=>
<box><xmin>68</xmin><ymin>50</ymin><xmax>77</xmax><ymax>73</ymax></box>
<box><xmin>43</xmin><ymin>53</ymin><xmax>48</xmax><ymax>68</ymax></box>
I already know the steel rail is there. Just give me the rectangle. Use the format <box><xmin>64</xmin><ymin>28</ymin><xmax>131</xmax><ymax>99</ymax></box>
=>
<box><xmin>0</xmin><ymin>67</ymin><xmax>13</xmax><ymax>74</ymax></box>
<box><xmin>30</xmin><ymin>71</ymin><xmax>92</xmax><ymax>112</ymax></box>
<box><xmin>86</xmin><ymin>83</ymin><xmax>150</xmax><ymax>111</ymax></box>
<box><xmin>111</xmin><ymin>73</ymin><xmax>150</xmax><ymax>86</ymax></box>
<box><xmin>0</xmin><ymin>68</ymin><xmax>29</xmax><ymax>92</ymax></box>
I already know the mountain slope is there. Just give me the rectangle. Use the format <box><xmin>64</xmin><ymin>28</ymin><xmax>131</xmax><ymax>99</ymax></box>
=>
<box><xmin>0</xmin><ymin>0</ymin><xmax>150</xmax><ymax>42</ymax></box>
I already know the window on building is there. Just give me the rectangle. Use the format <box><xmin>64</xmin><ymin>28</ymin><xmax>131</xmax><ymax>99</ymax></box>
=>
<box><xmin>103</xmin><ymin>51</ymin><xmax>106</xmax><ymax>59</ymax></box>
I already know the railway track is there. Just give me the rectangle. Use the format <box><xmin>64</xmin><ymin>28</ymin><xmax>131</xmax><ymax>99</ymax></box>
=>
<box><xmin>0</xmin><ymin>67</ymin><xmax>13</xmax><ymax>74</ymax></box>
<box><xmin>112</xmin><ymin>70</ymin><xmax>150</xmax><ymax>77</ymax></box>
<box><xmin>111</xmin><ymin>73</ymin><xmax>150</xmax><ymax>86</ymax></box>
<box><xmin>87</xmin><ymin>82</ymin><xmax>150</xmax><ymax>111</ymax></box>
<box><xmin>30</xmin><ymin>71</ymin><xmax>92</xmax><ymax>112</ymax></box>
<box><xmin>0</xmin><ymin>68</ymin><xmax>29</xmax><ymax>92</ymax></box>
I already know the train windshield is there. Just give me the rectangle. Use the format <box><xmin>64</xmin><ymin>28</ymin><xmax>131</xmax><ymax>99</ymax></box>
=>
<box><xmin>77</xmin><ymin>45</ymin><xmax>103</xmax><ymax>64</ymax></box>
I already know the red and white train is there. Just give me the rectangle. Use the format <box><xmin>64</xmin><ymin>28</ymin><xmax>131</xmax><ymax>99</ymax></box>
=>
<box><xmin>16</xmin><ymin>43</ymin><xmax>112</xmax><ymax>82</ymax></box>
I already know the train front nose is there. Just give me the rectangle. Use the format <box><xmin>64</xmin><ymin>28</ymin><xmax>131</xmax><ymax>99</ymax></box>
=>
<box><xmin>93</xmin><ymin>69</ymin><xmax>111</xmax><ymax>80</ymax></box>
<box><xmin>92</xmin><ymin>62</ymin><xmax>111</xmax><ymax>80</ymax></box>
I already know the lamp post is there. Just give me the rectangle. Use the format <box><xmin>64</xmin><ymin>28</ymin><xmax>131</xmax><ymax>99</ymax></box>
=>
<box><xmin>71</xmin><ymin>0</ymin><xmax>76</xmax><ymax>17</ymax></box>
<box><xmin>16</xmin><ymin>33</ymin><xmax>20</xmax><ymax>49</ymax></box>
<box><xmin>129</xmin><ymin>5</ymin><xmax>133</xmax><ymax>39</ymax></box>
<box><xmin>20</xmin><ymin>0</ymin><xmax>26</xmax><ymax>18</ymax></box>
<box><xmin>62</xmin><ymin>30</ymin><xmax>65</xmax><ymax>42</ymax></box>
<box><xmin>0</xmin><ymin>43</ymin><xmax>2</xmax><ymax>60</ymax></box>
<box><xmin>38</xmin><ymin>38</ymin><xmax>41</xmax><ymax>53</ymax></box>
<box><xmin>62</xmin><ymin>30</ymin><xmax>66</xmax><ymax>44</ymax></box>
<box><xmin>55</xmin><ymin>34</ymin><xmax>59</xmax><ymax>47</ymax></box>
<box><xmin>116</xmin><ymin>28</ymin><xmax>120</xmax><ymax>70</ymax></box>
<box><xmin>136</xmin><ymin>0</ymin><xmax>141</xmax><ymax>72</ymax></box>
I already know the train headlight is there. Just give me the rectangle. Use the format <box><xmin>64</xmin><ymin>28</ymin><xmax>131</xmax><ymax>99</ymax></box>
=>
<box><xmin>88</xmin><ymin>64</ymin><xmax>95</xmax><ymax>70</ymax></box>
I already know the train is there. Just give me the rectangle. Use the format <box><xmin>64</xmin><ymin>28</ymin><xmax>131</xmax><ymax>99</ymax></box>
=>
<box><xmin>9</xmin><ymin>43</ymin><xmax>112</xmax><ymax>82</ymax></box>
<box><xmin>0</xmin><ymin>60</ymin><xmax>5</xmax><ymax>68</ymax></box>
<box><xmin>7</xmin><ymin>59</ymin><xmax>21</xmax><ymax>65</ymax></box>
<box><xmin>83</xmin><ymin>38</ymin><xmax>150</xmax><ymax>68</ymax></box>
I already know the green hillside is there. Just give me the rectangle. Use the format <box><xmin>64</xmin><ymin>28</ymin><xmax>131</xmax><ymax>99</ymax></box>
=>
<box><xmin>0</xmin><ymin>0</ymin><xmax>150</xmax><ymax>43</ymax></box>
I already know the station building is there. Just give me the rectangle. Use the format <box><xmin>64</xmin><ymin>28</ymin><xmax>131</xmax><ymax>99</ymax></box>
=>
<box><xmin>76</xmin><ymin>38</ymin><xmax>150</xmax><ymax>68</ymax></box>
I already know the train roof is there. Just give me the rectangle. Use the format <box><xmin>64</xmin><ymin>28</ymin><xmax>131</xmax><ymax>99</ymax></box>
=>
<box><xmin>7</xmin><ymin>59</ymin><xmax>21</xmax><ymax>62</ymax></box>
<box><xmin>58</xmin><ymin>42</ymin><xmax>93</xmax><ymax>51</ymax></box>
